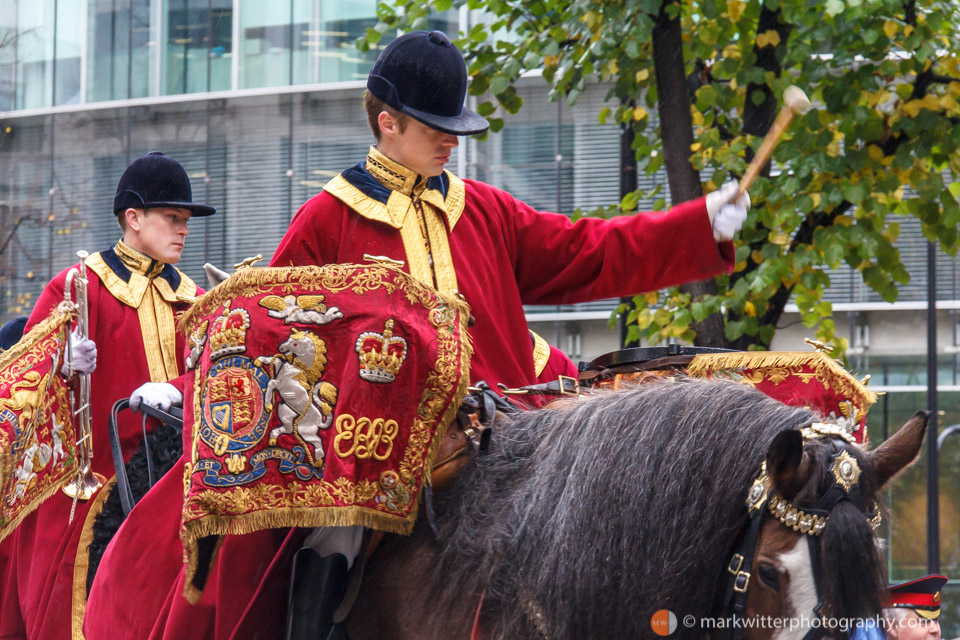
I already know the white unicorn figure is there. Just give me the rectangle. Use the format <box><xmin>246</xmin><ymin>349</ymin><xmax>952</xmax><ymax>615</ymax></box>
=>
<box><xmin>51</xmin><ymin>415</ymin><xmax>66</xmax><ymax>466</ymax></box>
<box><xmin>256</xmin><ymin>329</ymin><xmax>338</xmax><ymax>465</ymax></box>
<box><xmin>12</xmin><ymin>441</ymin><xmax>51</xmax><ymax>503</ymax></box>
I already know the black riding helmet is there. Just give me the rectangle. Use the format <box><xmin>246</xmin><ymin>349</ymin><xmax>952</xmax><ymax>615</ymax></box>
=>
<box><xmin>366</xmin><ymin>31</ymin><xmax>489</xmax><ymax>136</ymax></box>
<box><xmin>113</xmin><ymin>151</ymin><xmax>216</xmax><ymax>217</ymax></box>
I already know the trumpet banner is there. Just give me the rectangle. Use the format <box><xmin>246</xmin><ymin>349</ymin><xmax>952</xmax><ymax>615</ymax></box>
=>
<box><xmin>178</xmin><ymin>263</ymin><xmax>472</xmax><ymax>595</ymax></box>
<box><xmin>0</xmin><ymin>306</ymin><xmax>78</xmax><ymax>543</ymax></box>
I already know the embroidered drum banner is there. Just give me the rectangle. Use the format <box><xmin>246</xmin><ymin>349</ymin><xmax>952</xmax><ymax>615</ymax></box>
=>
<box><xmin>687</xmin><ymin>351</ymin><xmax>877</xmax><ymax>444</ymax></box>
<box><xmin>0</xmin><ymin>305</ymin><xmax>78</xmax><ymax>542</ymax></box>
<box><xmin>177</xmin><ymin>263</ymin><xmax>472</xmax><ymax>595</ymax></box>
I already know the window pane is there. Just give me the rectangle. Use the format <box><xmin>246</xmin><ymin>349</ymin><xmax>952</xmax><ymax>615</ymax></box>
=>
<box><xmin>239</xmin><ymin>2</ymin><xmax>291</xmax><ymax>89</ymax></box>
<box><xmin>293</xmin><ymin>0</ymin><xmax>379</xmax><ymax>84</ymax></box>
<box><xmin>0</xmin><ymin>3</ymin><xmax>17</xmax><ymax>110</ymax></box>
<box><xmin>87</xmin><ymin>0</ymin><xmax>152</xmax><ymax>102</ymax></box>
<box><xmin>16</xmin><ymin>1</ymin><xmax>54</xmax><ymax>109</ymax></box>
<box><xmin>164</xmin><ymin>0</ymin><xmax>232</xmax><ymax>95</ymax></box>
<box><xmin>54</xmin><ymin>1</ymin><xmax>82</xmax><ymax>105</ymax></box>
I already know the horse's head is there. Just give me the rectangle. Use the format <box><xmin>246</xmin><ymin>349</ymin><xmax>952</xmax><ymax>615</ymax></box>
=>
<box><xmin>741</xmin><ymin>412</ymin><xmax>928</xmax><ymax>640</ymax></box>
<box><xmin>279</xmin><ymin>328</ymin><xmax>316</xmax><ymax>360</ymax></box>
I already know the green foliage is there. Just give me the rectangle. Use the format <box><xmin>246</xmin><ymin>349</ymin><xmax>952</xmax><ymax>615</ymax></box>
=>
<box><xmin>359</xmin><ymin>0</ymin><xmax>960</xmax><ymax>352</ymax></box>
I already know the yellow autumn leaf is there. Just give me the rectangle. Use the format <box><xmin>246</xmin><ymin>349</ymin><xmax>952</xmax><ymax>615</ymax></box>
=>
<box><xmin>744</xmin><ymin>301</ymin><xmax>756</xmax><ymax>317</ymax></box>
<box><xmin>690</xmin><ymin>142</ymin><xmax>702</xmax><ymax>151</ymax></box>
<box><xmin>727</xmin><ymin>0</ymin><xmax>746</xmax><ymax>20</ymax></box>
<box><xmin>810</xmin><ymin>193</ymin><xmax>821</xmax><ymax>209</ymax></box>
<box><xmin>868</xmin><ymin>145</ymin><xmax>884</xmax><ymax>162</ymax></box>
<box><xmin>835</xmin><ymin>215</ymin><xmax>854</xmax><ymax>227</ymax></box>
<box><xmin>645</xmin><ymin>291</ymin><xmax>660</xmax><ymax>306</ymax></box>
<box><xmin>756</xmin><ymin>30</ymin><xmax>781</xmax><ymax>49</ymax></box>
<box><xmin>722</xmin><ymin>44</ymin><xmax>741</xmax><ymax>60</ymax></box>
<box><xmin>940</xmin><ymin>94</ymin><xmax>959</xmax><ymax>112</ymax></box>
<box><xmin>883</xmin><ymin>20</ymin><xmax>898</xmax><ymax>38</ymax></box>
<box><xmin>635</xmin><ymin>68</ymin><xmax>650</xmax><ymax>82</ymax></box>
<box><xmin>633</xmin><ymin>107</ymin><xmax>648</xmax><ymax>121</ymax></box>
<box><xmin>751</xmin><ymin>250</ymin><xmax>764</xmax><ymax>264</ymax></box>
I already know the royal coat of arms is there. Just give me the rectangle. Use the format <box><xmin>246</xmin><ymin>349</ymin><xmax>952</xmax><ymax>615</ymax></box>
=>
<box><xmin>177</xmin><ymin>263</ymin><xmax>472</xmax><ymax>596</ymax></box>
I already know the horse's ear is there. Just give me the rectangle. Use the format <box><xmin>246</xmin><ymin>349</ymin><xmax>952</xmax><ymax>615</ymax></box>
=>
<box><xmin>766</xmin><ymin>429</ymin><xmax>807</xmax><ymax>500</ymax></box>
<box><xmin>871</xmin><ymin>411</ymin><xmax>928</xmax><ymax>489</ymax></box>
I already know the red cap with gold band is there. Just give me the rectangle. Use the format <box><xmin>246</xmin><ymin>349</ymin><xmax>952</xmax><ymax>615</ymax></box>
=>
<box><xmin>686</xmin><ymin>350</ymin><xmax>877</xmax><ymax>444</ymax></box>
<box><xmin>888</xmin><ymin>575</ymin><xmax>949</xmax><ymax>620</ymax></box>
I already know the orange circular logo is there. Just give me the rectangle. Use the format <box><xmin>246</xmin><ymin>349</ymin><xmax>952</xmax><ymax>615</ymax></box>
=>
<box><xmin>651</xmin><ymin>609</ymin><xmax>677</xmax><ymax>636</ymax></box>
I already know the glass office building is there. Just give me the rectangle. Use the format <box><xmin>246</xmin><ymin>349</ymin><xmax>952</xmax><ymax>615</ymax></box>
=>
<box><xmin>0</xmin><ymin>1</ymin><xmax>958</xmax><ymax>621</ymax></box>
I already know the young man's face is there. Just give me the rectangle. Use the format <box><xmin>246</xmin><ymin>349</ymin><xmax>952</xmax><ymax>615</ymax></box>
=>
<box><xmin>379</xmin><ymin>114</ymin><xmax>459</xmax><ymax>177</ymax></box>
<box><xmin>124</xmin><ymin>207</ymin><xmax>192</xmax><ymax>264</ymax></box>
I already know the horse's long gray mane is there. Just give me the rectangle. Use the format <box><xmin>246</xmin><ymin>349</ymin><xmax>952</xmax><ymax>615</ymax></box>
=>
<box><xmin>430</xmin><ymin>378</ymin><xmax>820</xmax><ymax>639</ymax></box>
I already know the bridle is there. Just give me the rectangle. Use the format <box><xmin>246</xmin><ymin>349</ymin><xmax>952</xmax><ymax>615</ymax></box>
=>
<box><xmin>722</xmin><ymin>423</ymin><xmax>882</xmax><ymax>640</ymax></box>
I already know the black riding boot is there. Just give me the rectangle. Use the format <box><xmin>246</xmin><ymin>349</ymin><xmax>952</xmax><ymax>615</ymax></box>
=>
<box><xmin>286</xmin><ymin>548</ymin><xmax>349</xmax><ymax>640</ymax></box>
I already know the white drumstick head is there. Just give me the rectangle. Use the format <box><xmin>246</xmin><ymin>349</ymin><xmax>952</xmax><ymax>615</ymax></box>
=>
<box><xmin>783</xmin><ymin>85</ymin><xmax>811</xmax><ymax>115</ymax></box>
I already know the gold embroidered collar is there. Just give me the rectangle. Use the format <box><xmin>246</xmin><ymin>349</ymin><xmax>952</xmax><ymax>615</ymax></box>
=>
<box><xmin>365</xmin><ymin>147</ymin><xmax>429</xmax><ymax>198</ymax></box>
<box><xmin>324</xmin><ymin>147</ymin><xmax>466</xmax><ymax>231</ymax></box>
<box><xmin>115</xmin><ymin>240</ymin><xmax>167</xmax><ymax>280</ymax></box>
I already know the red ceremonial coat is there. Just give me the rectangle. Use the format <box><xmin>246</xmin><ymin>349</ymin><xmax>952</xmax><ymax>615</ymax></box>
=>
<box><xmin>84</xmin><ymin>150</ymin><xmax>734</xmax><ymax>639</ymax></box>
<box><xmin>0</xmin><ymin>243</ymin><xmax>198</xmax><ymax>639</ymax></box>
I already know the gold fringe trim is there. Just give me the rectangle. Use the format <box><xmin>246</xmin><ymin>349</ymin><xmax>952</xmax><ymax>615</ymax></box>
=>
<box><xmin>687</xmin><ymin>351</ymin><xmax>878</xmax><ymax>415</ymax></box>
<box><xmin>179</xmin><ymin>263</ymin><xmax>470</xmax><ymax>336</ymax></box>
<box><xmin>178</xmin><ymin>262</ymin><xmax>474</xmax><ymax>599</ymax></box>
<box><xmin>72</xmin><ymin>477</ymin><xmax>116</xmax><ymax>640</ymax></box>
<box><xmin>0</xmin><ymin>307</ymin><xmax>77</xmax><ymax>543</ymax></box>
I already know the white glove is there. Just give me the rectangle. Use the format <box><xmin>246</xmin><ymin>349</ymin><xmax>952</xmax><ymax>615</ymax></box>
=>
<box><xmin>130</xmin><ymin>382</ymin><xmax>183</xmax><ymax>413</ymax></box>
<box><xmin>705</xmin><ymin>181</ymin><xmax>750</xmax><ymax>242</ymax></box>
<box><xmin>61</xmin><ymin>331</ymin><xmax>97</xmax><ymax>376</ymax></box>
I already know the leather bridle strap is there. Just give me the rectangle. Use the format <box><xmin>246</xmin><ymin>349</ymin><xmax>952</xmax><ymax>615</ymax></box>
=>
<box><xmin>723</xmin><ymin>508</ymin><xmax>765</xmax><ymax>640</ymax></box>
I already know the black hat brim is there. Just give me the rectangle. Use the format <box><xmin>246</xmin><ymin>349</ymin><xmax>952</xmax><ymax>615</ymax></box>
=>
<box><xmin>147</xmin><ymin>201</ymin><xmax>217</xmax><ymax>217</ymax></box>
<box><xmin>401</xmin><ymin>104</ymin><xmax>490</xmax><ymax>136</ymax></box>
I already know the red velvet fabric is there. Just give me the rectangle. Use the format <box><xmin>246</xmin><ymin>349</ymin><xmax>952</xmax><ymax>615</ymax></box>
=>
<box><xmin>271</xmin><ymin>180</ymin><xmax>734</xmax><ymax>391</ymax></box>
<box><xmin>84</xmin><ymin>180</ymin><xmax>734</xmax><ymax>639</ymax></box>
<box><xmin>0</xmin><ymin>262</ymin><xmax>197</xmax><ymax>639</ymax></box>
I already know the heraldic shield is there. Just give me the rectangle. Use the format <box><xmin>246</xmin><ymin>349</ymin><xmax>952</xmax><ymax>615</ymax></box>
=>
<box><xmin>178</xmin><ymin>263</ymin><xmax>472</xmax><ymax>597</ymax></box>
<box><xmin>0</xmin><ymin>305</ymin><xmax>79</xmax><ymax>543</ymax></box>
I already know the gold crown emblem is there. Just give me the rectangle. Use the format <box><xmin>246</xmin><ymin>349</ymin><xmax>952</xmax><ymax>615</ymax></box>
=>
<box><xmin>209</xmin><ymin>302</ymin><xmax>251</xmax><ymax>360</ymax></box>
<box><xmin>355</xmin><ymin>319</ymin><xmax>407</xmax><ymax>384</ymax></box>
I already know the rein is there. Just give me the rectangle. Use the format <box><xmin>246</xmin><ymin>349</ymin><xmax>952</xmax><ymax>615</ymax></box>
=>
<box><xmin>722</xmin><ymin>424</ymin><xmax>880</xmax><ymax>640</ymax></box>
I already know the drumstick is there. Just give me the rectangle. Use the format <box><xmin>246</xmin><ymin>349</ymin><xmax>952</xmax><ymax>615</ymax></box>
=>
<box><xmin>738</xmin><ymin>86</ymin><xmax>812</xmax><ymax>198</ymax></box>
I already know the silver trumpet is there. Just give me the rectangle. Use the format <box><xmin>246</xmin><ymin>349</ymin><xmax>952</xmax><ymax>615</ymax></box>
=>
<box><xmin>62</xmin><ymin>249</ymin><xmax>105</xmax><ymax>502</ymax></box>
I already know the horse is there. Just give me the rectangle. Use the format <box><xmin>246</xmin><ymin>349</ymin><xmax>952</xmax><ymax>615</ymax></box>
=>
<box><xmin>342</xmin><ymin>378</ymin><xmax>926</xmax><ymax>640</ymax></box>
<box><xmin>256</xmin><ymin>328</ymin><xmax>338</xmax><ymax>464</ymax></box>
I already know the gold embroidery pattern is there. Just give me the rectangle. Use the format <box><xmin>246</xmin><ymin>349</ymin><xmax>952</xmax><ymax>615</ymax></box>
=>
<box><xmin>365</xmin><ymin>147</ymin><xmax>418</xmax><ymax>194</ymax></box>
<box><xmin>333</xmin><ymin>414</ymin><xmax>398</xmax><ymax>461</ymax></box>
<box><xmin>180</xmin><ymin>265</ymin><xmax>473</xmax><ymax>598</ymax></box>
<box><xmin>687</xmin><ymin>351</ymin><xmax>877</xmax><ymax>421</ymax></box>
<box><xmin>0</xmin><ymin>308</ymin><xmax>80</xmax><ymax>541</ymax></box>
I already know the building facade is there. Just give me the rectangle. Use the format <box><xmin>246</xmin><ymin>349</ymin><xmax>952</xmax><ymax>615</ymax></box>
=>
<box><xmin>0</xmin><ymin>0</ymin><xmax>958</xmax><ymax>625</ymax></box>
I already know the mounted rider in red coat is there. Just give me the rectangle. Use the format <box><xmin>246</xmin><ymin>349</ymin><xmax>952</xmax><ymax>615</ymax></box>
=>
<box><xmin>84</xmin><ymin>31</ymin><xmax>750</xmax><ymax>640</ymax></box>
